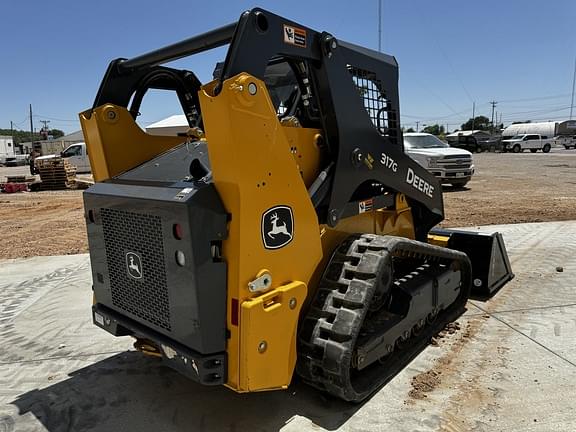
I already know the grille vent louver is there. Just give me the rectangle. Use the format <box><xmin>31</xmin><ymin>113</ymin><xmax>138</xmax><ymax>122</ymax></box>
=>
<box><xmin>101</xmin><ymin>208</ymin><xmax>171</xmax><ymax>331</ymax></box>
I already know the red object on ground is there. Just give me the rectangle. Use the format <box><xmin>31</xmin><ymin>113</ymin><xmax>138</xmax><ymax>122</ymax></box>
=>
<box><xmin>2</xmin><ymin>183</ymin><xmax>28</xmax><ymax>193</ymax></box>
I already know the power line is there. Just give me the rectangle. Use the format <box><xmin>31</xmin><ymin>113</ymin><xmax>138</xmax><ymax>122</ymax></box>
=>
<box><xmin>498</xmin><ymin>93</ymin><xmax>571</xmax><ymax>103</ymax></box>
<box><xmin>10</xmin><ymin>116</ymin><xmax>30</xmax><ymax>128</ymax></box>
<box><xmin>408</xmin><ymin>75</ymin><xmax>462</xmax><ymax>116</ymax></box>
<box><xmin>438</xmin><ymin>45</ymin><xmax>474</xmax><ymax>104</ymax></box>
<box><xmin>410</xmin><ymin>5</ymin><xmax>475</xmax><ymax>105</ymax></box>
<box><xmin>501</xmin><ymin>101</ymin><xmax>573</xmax><ymax>109</ymax></box>
<box><xmin>403</xmin><ymin>98</ymin><xmax>571</xmax><ymax>123</ymax></box>
<box><xmin>403</xmin><ymin>106</ymin><xmax>473</xmax><ymax>121</ymax></box>
<box><xmin>403</xmin><ymin>104</ymin><xmax>574</xmax><ymax>128</ymax></box>
<box><xmin>526</xmin><ymin>115</ymin><xmax>573</xmax><ymax>121</ymax></box>
<box><xmin>33</xmin><ymin>114</ymin><xmax>79</xmax><ymax>123</ymax></box>
<box><xmin>500</xmin><ymin>105</ymin><xmax>571</xmax><ymax>120</ymax></box>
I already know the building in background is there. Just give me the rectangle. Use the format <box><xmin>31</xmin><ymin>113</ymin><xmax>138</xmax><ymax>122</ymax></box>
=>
<box><xmin>20</xmin><ymin>130</ymin><xmax>85</xmax><ymax>155</ymax></box>
<box><xmin>145</xmin><ymin>115</ymin><xmax>188</xmax><ymax>136</ymax></box>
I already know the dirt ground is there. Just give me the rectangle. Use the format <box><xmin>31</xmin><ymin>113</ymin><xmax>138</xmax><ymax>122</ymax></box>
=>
<box><xmin>439</xmin><ymin>149</ymin><xmax>576</xmax><ymax>227</ymax></box>
<box><xmin>0</xmin><ymin>190</ymin><xmax>87</xmax><ymax>259</ymax></box>
<box><xmin>1</xmin><ymin>149</ymin><xmax>575</xmax><ymax>260</ymax></box>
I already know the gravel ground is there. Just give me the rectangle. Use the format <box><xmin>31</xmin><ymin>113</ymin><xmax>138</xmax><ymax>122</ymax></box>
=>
<box><xmin>0</xmin><ymin>148</ymin><xmax>575</xmax><ymax>260</ymax></box>
<box><xmin>439</xmin><ymin>149</ymin><xmax>576</xmax><ymax>227</ymax></box>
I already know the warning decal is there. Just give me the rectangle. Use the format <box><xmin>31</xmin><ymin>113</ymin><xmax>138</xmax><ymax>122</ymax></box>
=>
<box><xmin>283</xmin><ymin>24</ymin><xmax>307</xmax><ymax>47</ymax></box>
<box><xmin>358</xmin><ymin>199</ymin><xmax>374</xmax><ymax>214</ymax></box>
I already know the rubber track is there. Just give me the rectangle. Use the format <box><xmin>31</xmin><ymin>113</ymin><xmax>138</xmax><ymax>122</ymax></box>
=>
<box><xmin>297</xmin><ymin>234</ymin><xmax>471</xmax><ymax>402</ymax></box>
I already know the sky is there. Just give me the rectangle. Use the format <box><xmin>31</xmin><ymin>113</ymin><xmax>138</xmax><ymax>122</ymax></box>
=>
<box><xmin>1</xmin><ymin>0</ymin><xmax>575</xmax><ymax>134</ymax></box>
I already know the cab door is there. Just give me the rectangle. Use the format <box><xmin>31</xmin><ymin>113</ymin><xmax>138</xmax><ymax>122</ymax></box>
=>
<box><xmin>79</xmin><ymin>144</ymin><xmax>91</xmax><ymax>172</ymax></box>
<box><xmin>525</xmin><ymin>135</ymin><xmax>539</xmax><ymax>150</ymax></box>
<box><xmin>61</xmin><ymin>144</ymin><xmax>83</xmax><ymax>171</ymax></box>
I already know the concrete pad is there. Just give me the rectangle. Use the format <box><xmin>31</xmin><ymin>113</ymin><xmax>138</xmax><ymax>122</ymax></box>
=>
<box><xmin>1</xmin><ymin>221</ymin><xmax>575</xmax><ymax>431</ymax></box>
<box><xmin>464</xmin><ymin>221</ymin><xmax>576</xmax><ymax>311</ymax></box>
<box><xmin>491</xmin><ymin>306</ymin><xmax>576</xmax><ymax>365</ymax></box>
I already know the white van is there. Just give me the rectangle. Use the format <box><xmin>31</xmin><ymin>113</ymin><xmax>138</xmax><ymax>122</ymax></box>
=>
<box><xmin>34</xmin><ymin>142</ymin><xmax>91</xmax><ymax>173</ymax></box>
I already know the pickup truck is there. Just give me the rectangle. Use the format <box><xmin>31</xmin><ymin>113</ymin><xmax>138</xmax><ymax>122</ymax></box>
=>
<box><xmin>502</xmin><ymin>134</ymin><xmax>553</xmax><ymax>153</ymax></box>
<box><xmin>403</xmin><ymin>133</ymin><xmax>475</xmax><ymax>188</ymax></box>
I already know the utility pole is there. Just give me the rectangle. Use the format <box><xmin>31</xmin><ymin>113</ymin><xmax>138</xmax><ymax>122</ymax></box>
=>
<box><xmin>416</xmin><ymin>121</ymin><xmax>420</xmax><ymax>132</ymax></box>
<box><xmin>378</xmin><ymin>0</ymin><xmax>382</xmax><ymax>52</ymax></box>
<box><xmin>29</xmin><ymin>104</ymin><xmax>34</xmax><ymax>143</ymax></box>
<box><xmin>471</xmin><ymin>101</ymin><xmax>476</xmax><ymax>130</ymax></box>
<box><xmin>570</xmin><ymin>55</ymin><xmax>576</xmax><ymax>119</ymax></box>
<box><xmin>10</xmin><ymin>120</ymin><xmax>13</xmax><ymax>138</ymax></box>
<box><xmin>490</xmin><ymin>101</ymin><xmax>498</xmax><ymax>131</ymax></box>
<box><xmin>39</xmin><ymin>120</ymin><xmax>50</xmax><ymax>139</ymax></box>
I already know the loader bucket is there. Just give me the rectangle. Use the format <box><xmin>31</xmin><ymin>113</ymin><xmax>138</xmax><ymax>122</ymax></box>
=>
<box><xmin>429</xmin><ymin>228</ymin><xmax>514</xmax><ymax>298</ymax></box>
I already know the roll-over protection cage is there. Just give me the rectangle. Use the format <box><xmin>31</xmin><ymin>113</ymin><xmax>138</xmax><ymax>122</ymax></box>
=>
<box><xmin>91</xmin><ymin>7</ymin><xmax>444</xmax><ymax>240</ymax></box>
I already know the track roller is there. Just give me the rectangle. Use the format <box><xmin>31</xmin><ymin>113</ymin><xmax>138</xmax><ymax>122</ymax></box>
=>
<box><xmin>297</xmin><ymin>234</ymin><xmax>471</xmax><ymax>402</ymax></box>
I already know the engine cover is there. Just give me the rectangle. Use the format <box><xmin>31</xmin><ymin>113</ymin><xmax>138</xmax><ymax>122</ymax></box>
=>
<box><xmin>84</xmin><ymin>143</ymin><xmax>228</xmax><ymax>355</ymax></box>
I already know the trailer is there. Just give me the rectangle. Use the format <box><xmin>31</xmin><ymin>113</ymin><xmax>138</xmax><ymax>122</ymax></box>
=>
<box><xmin>501</xmin><ymin>122</ymin><xmax>558</xmax><ymax>140</ymax></box>
<box><xmin>501</xmin><ymin>121</ymin><xmax>576</xmax><ymax>149</ymax></box>
<box><xmin>0</xmin><ymin>135</ymin><xmax>15</xmax><ymax>165</ymax></box>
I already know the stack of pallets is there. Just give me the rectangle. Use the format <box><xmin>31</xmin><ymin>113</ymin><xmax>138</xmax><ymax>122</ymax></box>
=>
<box><xmin>6</xmin><ymin>175</ymin><xmax>35</xmax><ymax>183</ymax></box>
<box><xmin>36</xmin><ymin>157</ymin><xmax>77</xmax><ymax>190</ymax></box>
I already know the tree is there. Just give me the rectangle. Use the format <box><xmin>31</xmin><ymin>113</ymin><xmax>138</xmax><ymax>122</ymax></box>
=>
<box><xmin>461</xmin><ymin>116</ymin><xmax>491</xmax><ymax>131</ymax></box>
<box><xmin>422</xmin><ymin>124</ymin><xmax>444</xmax><ymax>135</ymax></box>
<box><xmin>49</xmin><ymin>129</ymin><xmax>65</xmax><ymax>138</ymax></box>
<box><xmin>405</xmin><ymin>127</ymin><xmax>415</xmax><ymax>133</ymax></box>
<box><xmin>0</xmin><ymin>128</ymin><xmax>41</xmax><ymax>144</ymax></box>
<box><xmin>0</xmin><ymin>128</ymin><xmax>65</xmax><ymax>144</ymax></box>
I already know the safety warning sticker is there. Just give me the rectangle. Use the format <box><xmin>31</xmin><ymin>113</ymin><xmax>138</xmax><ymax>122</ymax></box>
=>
<box><xmin>358</xmin><ymin>199</ymin><xmax>374</xmax><ymax>214</ymax></box>
<box><xmin>283</xmin><ymin>24</ymin><xmax>306</xmax><ymax>47</ymax></box>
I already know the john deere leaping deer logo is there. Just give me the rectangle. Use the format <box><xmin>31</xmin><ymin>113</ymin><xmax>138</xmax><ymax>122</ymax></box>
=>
<box><xmin>261</xmin><ymin>206</ymin><xmax>294</xmax><ymax>249</ymax></box>
<box><xmin>125</xmin><ymin>252</ymin><xmax>143</xmax><ymax>280</ymax></box>
<box><xmin>268</xmin><ymin>212</ymin><xmax>292</xmax><ymax>240</ymax></box>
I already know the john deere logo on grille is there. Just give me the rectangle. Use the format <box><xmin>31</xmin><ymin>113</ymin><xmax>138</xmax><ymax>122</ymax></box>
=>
<box><xmin>261</xmin><ymin>206</ymin><xmax>294</xmax><ymax>249</ymax></box>
<box><xmin>126</xmin><ymin>252</ymin><xmax>143</xmax><ymax>280</ymax></box>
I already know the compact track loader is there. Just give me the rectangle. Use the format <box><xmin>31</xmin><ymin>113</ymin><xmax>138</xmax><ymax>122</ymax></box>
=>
<box><xmin>80</xmin><ymin>8</ymin><xmax>513</xmax><ymax>402</ymax></box>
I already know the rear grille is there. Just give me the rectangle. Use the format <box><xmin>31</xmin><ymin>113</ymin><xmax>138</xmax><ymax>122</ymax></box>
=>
<box><xmin>101</xmin><ymin>208</ymin><xmax>171</xmax><ymax>331</ymax></box>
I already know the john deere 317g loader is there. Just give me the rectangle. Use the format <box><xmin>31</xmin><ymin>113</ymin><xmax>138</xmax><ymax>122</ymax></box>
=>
<box><xmin>80</xmin><ymin>8</ymin><xmax>513</xmax><ymax>402</ymax></box>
